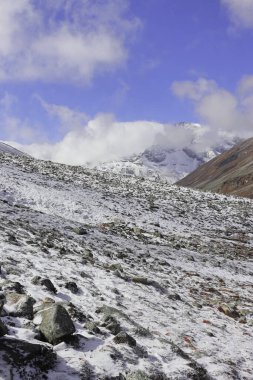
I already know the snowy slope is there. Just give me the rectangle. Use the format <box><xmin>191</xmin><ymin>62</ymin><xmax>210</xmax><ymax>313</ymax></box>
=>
<box><xmin>95</xmin><ymin>124</ymin><xmax>236</xmax><ymax>183</ymax></box>
<box><xmin>0</xmin><ymin>152</ymin><xmax>252</xmax><ymax>379</ymax></box>
<box><xmin>0</xmin><ymin>141</ymin><xmax>28</xmax><ymax>157</ymax></box>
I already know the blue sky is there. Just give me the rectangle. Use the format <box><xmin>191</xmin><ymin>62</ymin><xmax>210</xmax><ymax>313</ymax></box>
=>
<box><xmin>0</xmin><ymin>0</ymin><xmax>253</xmax><ymax>163</ymax></box>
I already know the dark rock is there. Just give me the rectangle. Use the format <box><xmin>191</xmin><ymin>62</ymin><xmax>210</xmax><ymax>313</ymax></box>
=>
<box><xmin>75</xmin><ymin>227</ymin><xmax>88</xmax><ymax>235</ymax></box>
<box><xmin>113</xmin><ymin>332</ymin><xmax>136</xmax><ymax>347</ymax></box>
<box><xmin>39</xmin><ymin>304</ymin><xmax>76</xmax><ymax>345</ymax></box>
<box><xmin>40</xmin><ymin>278</ymin><xmax>57</xmax><ymax>293</ymax></box>
<box><xmin>133</xmin><ymin>326</ymin><xmax>152</xmax><ymax>337</ymax></box>
<box><xmin>0</xmin><ymin>319</ymin><xmax>7</xmax><ymax>336</ymax></box>
<box><xmin>132</xmin><ymin>277</ymin><xmax>152</xmax><ymax>285</ymax></box>
<box><xmin>65</xmin><ymin>281</ymin><xmax>78</xmax><ymax>294</ymax></box>
<box><xmin>66</xmin><ymin>302</ymin><xmax>87</xmax><ymax>323</ymax></box>
<box><xmin>59</xmin><ymin>247</ymin><xmax>67</xmax><ymax>255</ymax></box>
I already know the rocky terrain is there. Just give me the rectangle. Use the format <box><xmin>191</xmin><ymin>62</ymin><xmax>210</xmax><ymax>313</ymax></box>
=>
<box><xmin>177</xmin><ymin>137</ymin><xmax>253</xmax><ymax>199</ymax></box>
<box><xmin>0</xmin><ymin>151</ymin><xmax>252</xmax><ymax>379</ymax></box>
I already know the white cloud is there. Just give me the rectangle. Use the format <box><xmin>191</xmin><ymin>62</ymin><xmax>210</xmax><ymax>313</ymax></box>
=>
<box><xmin>221</xmin><ymin>0</ymin><xmax>253</xmax><ymax>29</ymax></box>
<box><xmin>35</xmin><ymin>96</ymin><xmax>88</xmax><ymax>132</ymax></box>
<box><xmin>171</xmin><ymin>76</ymin><xmax>253</xmax><ymax>142</ymax></box>
<box><xmin>171</xmin><ymin>78</ymin><xmax>217</xmax><ymax>101</ymax></box>
<box><xmin>238</xmin><ymin>75</ymin><xmax>253</xmax><ymax>95</ymax></box>
<box><xmin>0</xmin><ymin>0</ymin><xmax>140</xmax><ymax>83</ymax></box>
<box><xmin>10</xmin><ymin>109</ymin><xmax>204</xmax><ymax>165</ymax></box>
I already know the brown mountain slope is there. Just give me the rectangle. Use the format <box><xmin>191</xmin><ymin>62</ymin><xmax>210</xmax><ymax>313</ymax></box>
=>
<box><xmin>176</xmin><ymin>137</ymin><xmax>253</xmax><ymax>199</ymax></box>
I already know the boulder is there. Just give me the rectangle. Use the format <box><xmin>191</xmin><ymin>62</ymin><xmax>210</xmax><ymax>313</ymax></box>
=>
<box><xmin>4</xmin><ymin>292</ymin><xmax>35</xmax><ymax>319</ymax></box>
<box><xmin>39</xmin><ymin>304</ymin><xmax>75</xmax><ymax>345</ymax></box>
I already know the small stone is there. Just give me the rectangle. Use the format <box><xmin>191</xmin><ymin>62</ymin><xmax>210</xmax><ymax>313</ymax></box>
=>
<box><xmin>132</xmin><ymin>277</ymin><xmax>152</xmax><ymax>285</ymax></box>
<box><xmin>101</xmin><ymin>315</ymin><xmax>121</xmax><ymax>335</ymax></box>
<box><xmin>74</xmin><ymin>227</ymin><xmax>88</xmax><ymax>235</ymax></box>
<box><xmin>85</xmin><ymin>321</ymin><xmax>101</xmax><ymax>334</ymax></box>
<box><xmin>40</xmin><ymin>278</ymin><xmax>57</xmax><ymax>293</ymax></box>
<box><xmin>31</xmin><ymin>276</ymin><xmax>41</xmax><ymax>285</ymax></box>
<box><xmin>65</xmin><ymin>281</ymin><xmax>78</xmax><ymax>294</ymax></box>
<box><xmin>113</xmin><ymin>332</ymin><xmax>136</xmax><ymax>347</ymax></box>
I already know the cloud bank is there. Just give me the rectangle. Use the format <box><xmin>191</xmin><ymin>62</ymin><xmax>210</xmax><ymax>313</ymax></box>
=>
<box><xmin>12</xmin><ymin>112</ymin><xmax>204</xmax><ymax>165</ymax></box>
<box><xmin>0</xmin><ymin>0</ymin><xmax>140</xmax><ymax>83</ymax></box>
<box><xmin>172</xmin><ymin>76</ymin><xmax>253</xmax><ymax>144</ymax></box>
<box><xmin>221</xmin><ymin>0</ymin><xmax>253</xmax><ymax>29</ymax></box>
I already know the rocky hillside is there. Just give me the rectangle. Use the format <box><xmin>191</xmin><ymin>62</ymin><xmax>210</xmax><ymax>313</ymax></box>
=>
<box><xmin>177</xmin><ymin>137</ymin><xmax>253</xmax><ymax>198</ymax></box>
<box><xmin>0</xmin><ymin>151</ymin><xmax>252</xmax><ymax>379</ymax></box>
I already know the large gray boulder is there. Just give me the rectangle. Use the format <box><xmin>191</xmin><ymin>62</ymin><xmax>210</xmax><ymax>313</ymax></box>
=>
<box><xmin>39</xmin><ymin>304</ymin><xmax>75</xmax><ymax>345</ymax></box>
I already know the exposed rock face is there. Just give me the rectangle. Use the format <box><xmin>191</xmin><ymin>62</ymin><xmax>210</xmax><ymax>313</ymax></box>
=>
<box><xmin>39</xmin><ymin>304</ymin><xmax>76</xmax><ymax>345</ymax></box>
<box><xmin>177</xmin><ymin>137</ymin><xmax>253</xmax><ymax>198</ymax></box>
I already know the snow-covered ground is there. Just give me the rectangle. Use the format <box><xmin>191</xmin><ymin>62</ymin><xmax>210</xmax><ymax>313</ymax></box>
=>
<box><xmin>0</xmin><ymin>152</ymin><xmax>252</xmax><ymax>379</ymax></box>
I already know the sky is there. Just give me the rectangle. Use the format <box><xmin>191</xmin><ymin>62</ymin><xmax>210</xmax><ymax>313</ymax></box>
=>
<box><xmin>0</xmin><ymin>0</ymin><xmax>253</xmax><ymax>164</ymax></box>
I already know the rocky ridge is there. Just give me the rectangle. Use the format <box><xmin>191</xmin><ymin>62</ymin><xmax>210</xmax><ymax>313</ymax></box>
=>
<box><xmin>177</xmin><ymin>137</ymin><xmax>253</xmax><ymax>198</ymax></box>
<box><xmin>0</xmin><ymin>151</ymin><xmax>252</xmax><ymax>379</ymax></box>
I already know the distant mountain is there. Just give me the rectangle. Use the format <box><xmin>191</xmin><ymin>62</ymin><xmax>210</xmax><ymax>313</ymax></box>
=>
<box><xmin>95</xmin><ymin>123</ymin><xmax>236</xmax><ymax>183</ymax></box>
<box><xmin>0</xmin><ymin>141</ymin><xmax>28</xmax><ymax>157</ymax></box>
<box><xmin>177</xmin><ymin>137</ymin><xmax>253</xmax><ymax>198</ymax></box>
